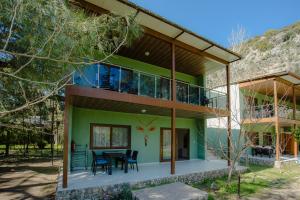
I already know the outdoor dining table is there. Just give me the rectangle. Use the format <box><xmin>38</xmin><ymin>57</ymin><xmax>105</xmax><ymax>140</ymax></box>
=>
<box><xmin>102</xmin><ymin>151</ymin><xmax>128</xmax><ymax>175</ymax></box>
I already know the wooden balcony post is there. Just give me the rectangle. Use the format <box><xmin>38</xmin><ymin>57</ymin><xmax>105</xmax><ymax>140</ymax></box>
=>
<box><xmin>274</xmin><ymin>80</ymin><xmax>280</xmax><ymax>162</ymax></box>
<box><xmin>226</xmin><ymin>64</ymin><xmax>231</xmax><ymax>166</ymax></box>
<box><xmin>171</xmin><ymin>42</ymin><xmax>176</xmax><ymax>174</ymax></box>
<box><xmin>293</xmin><ymin>86</ymin><xmax>298</xmax><ymax>158</ymax></box>
<box><xmin>63</xmin><ymin>94</ymin><xmax>70</xmax><ymax>188</ymax></box>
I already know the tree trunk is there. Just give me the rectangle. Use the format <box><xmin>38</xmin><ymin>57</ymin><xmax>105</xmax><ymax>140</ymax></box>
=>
<box><xmin>5</xmin><ymin>131</ymin><xmax>10</xmax><ymax>157</ymax></box>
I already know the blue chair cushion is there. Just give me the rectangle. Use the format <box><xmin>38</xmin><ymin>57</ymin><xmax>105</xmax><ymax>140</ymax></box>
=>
<box><xmin>128</xmin><ymin>159</ymin><xmax>137</xmax><ymax>163</ymax></box>
<box><xmin>96</xmin><ymin>159</ymin><xmax>108</xmax><ymax>165</ymax></box>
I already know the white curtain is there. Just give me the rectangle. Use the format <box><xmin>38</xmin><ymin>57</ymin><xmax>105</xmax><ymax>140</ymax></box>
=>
<box><xmin>112</xmin><ymin>127</ymin><xmax>128</xmax><ymax>147</ymax></box>
<box><xmin>93</xmin><ymin>126</ymin><xmax>110</xmax><ymax>148</ymax></box>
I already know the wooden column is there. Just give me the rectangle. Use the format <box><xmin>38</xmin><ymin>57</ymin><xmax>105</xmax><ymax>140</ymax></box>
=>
<box><xmin>63</xmin><ymin>95</ymin><xmax>69</xmax><ymax>188</ymax></box>
<box><xmin>274</xmin><ymin>80</ymin><xmax>280</xmax><ymax>161</ymax></box>
<box><xmin>171</xmin><ymin>42</ymin><xmax>176</xmax><ymax>174</ymax></box>
<box><xmin>226</xmin><ymin>64</ymin><xmax>231</xmax><ymax>166</ymax></box>
<box><xmin>293</xmin><ymin>86</ymin><xmax>298</xmax><ymax>158</ymax></box>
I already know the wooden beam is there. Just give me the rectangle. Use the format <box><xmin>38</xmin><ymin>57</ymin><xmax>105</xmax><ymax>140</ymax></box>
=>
<box><xmin>239</xmin><ymin>78</ymin><xmax>275</xmax><ymax>89</ymax></box>
<box><xmin>274</xmin><ymin>80</ymin><xmax>280</xmax><ymax>161</ymax></box>
<box><xmin>293</xmin><ymin>86</ymin><xmax>298</xmax><ymax>158</ymax></box>
<box><xmin>226</xmin><ymin>64</ymin><xmax>231</xmax><ymax>166</ymax></box>
<box><xmin>62</xmin><ymin>94</ymin><xmax>70</xmax><ymax>188</ymax></box>
<box><xmin>171</xmin><ymin>42</ymin><xmax>176</xmax><ymax>174</ymax></box>
<box><xmin>171</xmin><ymin>107</ymin><xmax>176</xmax><ymax>174</ymax></box>
<box><xmin>143</xmin><ymin>27</ymin><xmax>230</xmax><ymax>65</ymax></box>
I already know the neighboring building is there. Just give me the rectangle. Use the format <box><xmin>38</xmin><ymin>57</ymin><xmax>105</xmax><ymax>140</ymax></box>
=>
<box><xmin>62</xmin><ymin>0</ymin><xmax>241</xmax><ymax>188</ymax></box>
<box><xmin>239</xmin><ymin>71</ymin><xmax>300</xmax><ymax>161</ymax></box>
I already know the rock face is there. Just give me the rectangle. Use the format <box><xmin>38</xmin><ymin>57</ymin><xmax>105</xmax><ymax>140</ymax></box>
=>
<box><xmin>207</xmin><ymin>21</ymin><xmax>300</xmax><ymax>88</ymax></box>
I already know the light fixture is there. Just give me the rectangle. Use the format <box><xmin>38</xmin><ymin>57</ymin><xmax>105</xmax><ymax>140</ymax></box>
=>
<box><xmin>145</xmin><ymin>51</ymin><xmax>150</xmax><ymax>56</ymax></box>
<box><xmin>141</xmin><ymin>109</ymin><xmax>147</xmax><ymax>113</ymax></box>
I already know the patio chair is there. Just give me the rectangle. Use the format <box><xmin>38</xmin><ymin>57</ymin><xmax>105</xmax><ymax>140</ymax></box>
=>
<box><xmin>128</xmin><ymin>150</ymin><xmax>139</xmax><ymax>172</ymax></box>
<box><xmin>119</xmin><ymin>149</ymin><xmax>132</xmax><ymax>170</ymax></box>
<box><xmin>91</xmin><ymin>151</ymin><xmax>110</xmax><ymax>176</ymax></box>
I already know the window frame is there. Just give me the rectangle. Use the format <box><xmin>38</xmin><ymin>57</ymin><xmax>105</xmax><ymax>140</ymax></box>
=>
<box><xmin>90</xmin><ymin>123</ymin><xmax>131</xmax><ymax>149</ymax></box>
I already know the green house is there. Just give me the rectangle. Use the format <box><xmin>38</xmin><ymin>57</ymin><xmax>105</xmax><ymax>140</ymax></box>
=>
<box><xmin>239</xmin><ymin>71</ymin><xmax>300</xmax><ymax>161</ymax></box>
<box><xmin>61</xmin><ymin>0</ymin><xmax>241</xmax><ymax>189</ymax></box>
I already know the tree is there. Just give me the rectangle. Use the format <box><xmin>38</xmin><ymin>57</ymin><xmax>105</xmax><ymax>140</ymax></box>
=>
<box><xmin>0</xmin><ymin>0</ymin><xmax>142</xmax><ymax>117</ymax></box>
<box><xmin>206</xmin><ymin>26</ymin><xmax>295</xmax><ymax>184</ymax></box>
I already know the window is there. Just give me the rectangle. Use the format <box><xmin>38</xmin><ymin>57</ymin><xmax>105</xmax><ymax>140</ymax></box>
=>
<box><xmin>90</xmin><ymin>124</ymin><xmax>131</xmax><ymax>149</ymax></box>
<box><xmin>263</xmin><ymin>132</ymin><xmax>272</xmax><ymax>146</ymax></box>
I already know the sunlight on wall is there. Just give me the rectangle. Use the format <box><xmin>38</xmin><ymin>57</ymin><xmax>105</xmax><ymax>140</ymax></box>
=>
<box><xmin>207</xmin><ymin>84</ymin><xmax>241</xmax><ymax>130</ymax></box>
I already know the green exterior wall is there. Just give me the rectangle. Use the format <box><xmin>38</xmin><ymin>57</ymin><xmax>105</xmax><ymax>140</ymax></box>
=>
<box><xmin>69</xmin><ymin>53</ymin><xmax>208</xmax><ymax>168</ymax></box>
<box><xmin>106</xmin><ymin>55</ymin><xmax>201</xmax><ymax>85</ymax></box>
<box><xmin>71</xmin><ymin>107</ymin><xmax>205</xmax><ymax>165</ymax></box>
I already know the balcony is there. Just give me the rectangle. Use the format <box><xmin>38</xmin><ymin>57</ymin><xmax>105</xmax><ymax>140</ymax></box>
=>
<box><xmin>243</xmin><ymin>104</ymin><xmax>300</xmax><ymax>121</ymax></box>
<box><xmin>72</xmin><ymin>63</ymin><xmax>227</xmax><ymax>110</ymax></box>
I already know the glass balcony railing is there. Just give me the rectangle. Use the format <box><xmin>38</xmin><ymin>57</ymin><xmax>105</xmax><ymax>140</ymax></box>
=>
<box><xmin>73</xmin><ymin>63</ymin><xmax>228</xmax><ymax>110</ymax></box>
<box><xmin>243</xmin><ymin>104</ymin><xmax>300</xmax><ymax>120</ymax></box>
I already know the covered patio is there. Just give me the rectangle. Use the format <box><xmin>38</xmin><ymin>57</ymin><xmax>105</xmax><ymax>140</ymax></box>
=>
<box><xmin>57</xmin><ymin>159</ymin><xmax>246</xmax><ymax>192</ymax></box>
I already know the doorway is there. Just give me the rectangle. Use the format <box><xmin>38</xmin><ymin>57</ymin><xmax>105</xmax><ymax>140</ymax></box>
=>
<box><xmin>160</xmin><ymin>128</ymin><xmax>190</xmax><ymax>162</ymax></box>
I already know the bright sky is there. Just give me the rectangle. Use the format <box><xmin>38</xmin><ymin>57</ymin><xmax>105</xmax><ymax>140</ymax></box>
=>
<box><xmin>129</xmin><ymin>0</ymin><xmax>300</xmax><ymax>47</ymax></box>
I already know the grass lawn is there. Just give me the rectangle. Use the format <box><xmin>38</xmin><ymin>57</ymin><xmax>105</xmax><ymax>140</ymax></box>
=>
<box><xmin>191</xmin><ymin>163</ymin><xmax>300</xmax><ymax>200</ymax></box>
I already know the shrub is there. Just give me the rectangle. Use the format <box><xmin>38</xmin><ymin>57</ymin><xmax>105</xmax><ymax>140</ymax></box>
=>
<box><xmin>293</xmin><ymin>127</ymin><xmax>300</xmax><ymax>143</ymax></box>
<box><xmin>37</xmin><ymin>139</ymin><xmax>48</xmax><ymax>149</ymax></box>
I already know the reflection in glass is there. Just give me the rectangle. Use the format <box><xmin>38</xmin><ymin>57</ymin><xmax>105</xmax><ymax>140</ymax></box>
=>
<box><xmin>120</xmin><ymin>68</ymin><xmax>138</xmax><ymax>94</ymax></box>
<box><xmin>189</xmin><ymin>85</ymin><xmax>199</xmax><ymax>105</ymax></box>
<box><xmin>176</xmin><ymin>81</ymin><xmax>188</xmax><ymax>103</ymax></box>
<box><xmin>109</xmin><ymin>66</ymin><xmax>120</xmax><ymax>91</ymax></box>
<box><xmin>156</xmin><ymin>77</ymin><xmax>170</xmax><ymax>100</ymax></box>
<box><xmin>99</xmin><ymin>64</ymin><xmax>110</xmax><ymax>89</ymax></box>
<box><xmin>73</xmin><ymin>64</ymin><xmax>98</xmax><ymax>87</ymax></box>
<box><xmin>112</xmin><ymin>127</ymin><xmax>129</xmax><ymax>147</ymax></box>
<box><xmin>140</xmin><ymin>73</ymin><xmax>155</xmax><ymax>98</ymax></box>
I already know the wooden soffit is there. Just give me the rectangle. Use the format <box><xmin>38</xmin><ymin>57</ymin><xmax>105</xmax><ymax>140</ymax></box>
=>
<box><xmin>76</xmin><ymin>0</ymin><xmax>241</xmax><ymax>70</ymax></box>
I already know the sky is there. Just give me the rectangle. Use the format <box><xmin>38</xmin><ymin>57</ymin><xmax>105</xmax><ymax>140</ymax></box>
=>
<box><xmin>129</xmin><ymin>0</ymin><xmax>300</xmax><ymax>47</ymax></box>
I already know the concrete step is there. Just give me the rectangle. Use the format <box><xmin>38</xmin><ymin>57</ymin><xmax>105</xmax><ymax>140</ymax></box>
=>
<box><xmin>132</xmin><ymin>182</ymin><xmax>208</xmax><ymax>200</ymax></box>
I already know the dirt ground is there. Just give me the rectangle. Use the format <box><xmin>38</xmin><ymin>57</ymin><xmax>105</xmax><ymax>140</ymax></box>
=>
<box><xmin>0</xmin><ymin>158</ymin><xmax>61</xmax><ymax>200</ymax></box>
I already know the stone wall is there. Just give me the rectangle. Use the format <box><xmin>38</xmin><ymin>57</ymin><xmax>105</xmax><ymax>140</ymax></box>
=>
<box><xmin>240</xmin><ymin>156</ymin><xmax>275</xmax><ymax>166</ymax></box>
<box><xmin>56</xmin><ymin>167</ymin><xmax>247</xmax><ymax>200</ymax></box>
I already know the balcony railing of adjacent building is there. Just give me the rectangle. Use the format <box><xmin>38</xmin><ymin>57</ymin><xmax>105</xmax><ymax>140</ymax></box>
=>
<box><xmin>243</xmin><ymin>104</ymin><xmax>300</xmax><ymax>121</ymax></box>
<box><xmin>72</xmin><ymin>63</ymin><xmax>228</xmax><ymax>110</ymax></box>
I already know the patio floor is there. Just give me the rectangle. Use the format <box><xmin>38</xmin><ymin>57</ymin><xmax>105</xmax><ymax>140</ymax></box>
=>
<box><xmin>57</xmin><ymin>159</ymin><xmax>244</xmax><ymax>191</ymax></box>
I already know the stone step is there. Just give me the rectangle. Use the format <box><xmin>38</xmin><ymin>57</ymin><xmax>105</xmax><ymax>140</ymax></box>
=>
<box><xmin>132</xmin><ymin>182</ymin><xmax>208</xmax><ymax>200</ymax></box>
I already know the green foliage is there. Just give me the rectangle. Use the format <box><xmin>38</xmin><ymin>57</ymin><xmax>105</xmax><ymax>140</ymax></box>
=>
<box><xmin>264</xmin><ymin>29</ymin><xmax>278</xmax><ymax>38</ymax></box>
<box><xmin>282</xmin><ymin>30</ymin><xmax>296</xmax><ymax>42</ymax></box>
<box><xmin>254</xmin><ymin>39</ymin><xmax>273</xmax><ymax>52</ymax></box>
<box><xmin>293</xmin><ymin>127</ymin><xmax>300</xmax><ymax>143</ymax></box>
<box><xmin>37</xmin><ymin>139</ymin><xmax>48</xmax><ymax>149</ymax></box>
<box><xmin>0</xmin><ymin>0</ymin><xmax>142</xmax><ymax>116</ymax></box>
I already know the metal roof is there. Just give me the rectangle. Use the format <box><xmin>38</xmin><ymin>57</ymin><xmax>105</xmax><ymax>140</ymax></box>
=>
<box><xmin>84</xmin><ymin>0</ymin><xmax>242</xmax><ymax>63</ymax></box>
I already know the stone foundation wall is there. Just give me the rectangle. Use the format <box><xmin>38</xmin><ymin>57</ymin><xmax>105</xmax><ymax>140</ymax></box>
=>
<box><xmin>56</xmin><ymin>167</ymin><xmax>247</xmax><ymax>200</ymax></box>
<box><xmin>240</xmin><ymin>156</ymin><xmax>274</xmax><ymax>166</ymax></box>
